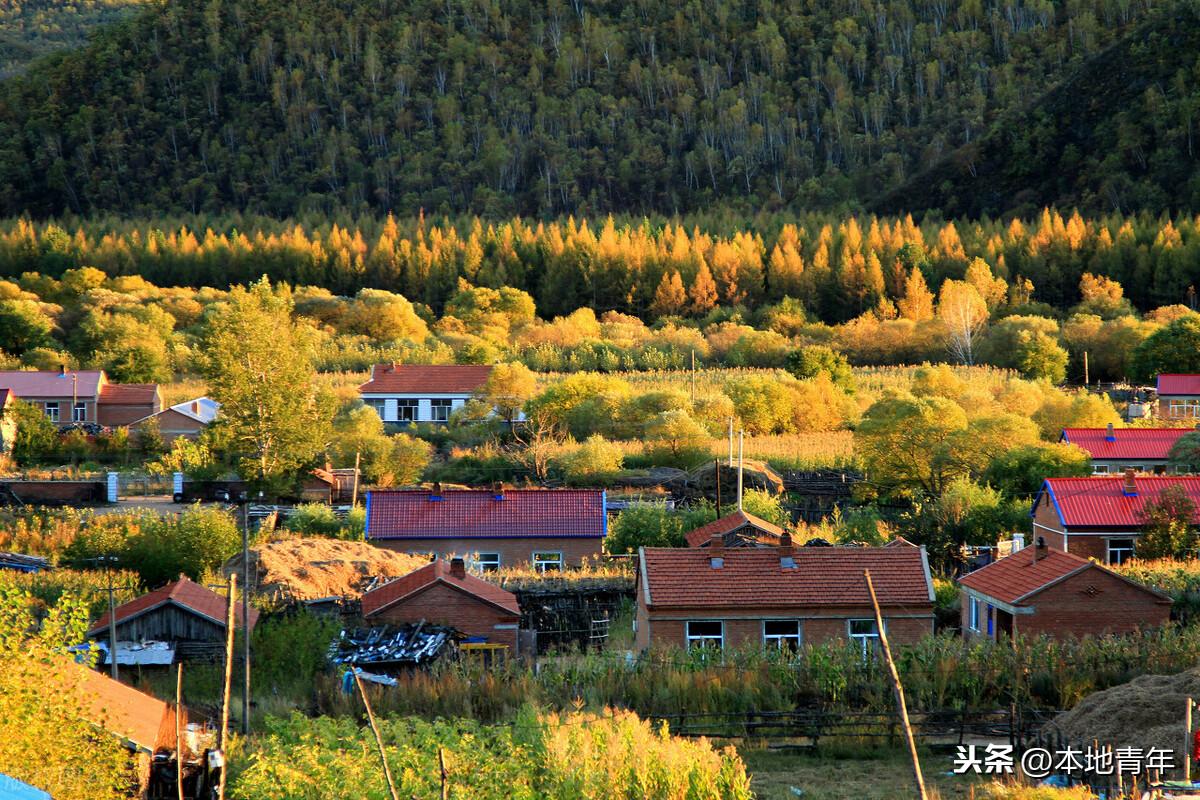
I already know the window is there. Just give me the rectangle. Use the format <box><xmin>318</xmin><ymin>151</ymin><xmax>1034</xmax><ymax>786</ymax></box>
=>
<box><xmin>473</xmin><ymin>552</ymin><xmax>501</xmax><ymax>572</ymax></box>
<box><xmin>1107</xmin><ymin>538</ymin><xmax>1136</xmax><ymax>565</ymax></box>
<box><xmin>532</xmin><ymin>551</ymin><xmax>563</xmax><ymax>572</ymax></box>
<box><xmin>1127</xmin><ymin>465</ymin><xmax>1144</xmax><ymax>473</ymax></box>
<box><xmin>431</xmin><ymin>399</ymin><xmax>452</xmax><ymax>422</ymax></box>
<box><xmin>848</xmin><ymin>619</ymin><xmax>880</xmax><ymax>657</ymax></box>
<box><xmin>1170</xmin><ymin>400</ymin><xmax>1200</xmax><ymax>417</ymax></box>
<box><xmin>1091</xmin><ymin>464</ymin><xmax>1109</xmax><ymax>475</ymax></box>
<box><xmin>986</xmin><ymin>604</ymin><xmax>994</xmax><ymax>637</ymax></box>
<box><xmin>968</xmin><ymin>597</ymin><xmax>980</xmax><ymax>632</ymax></box>
<box><xmin>44</xmin><ymin>402</ymin><xmax>59</xmax><ymax>422</ymax></box>
<box><xmin>364</xmin><ymin>399</ymin><xmax>386</xmax><ymax>420</ymax></box>
<box><xmin>763</xmin><ymin>620</ymin><xmax>802</xmax><ymax>651</ymax></box>
<box><xmin>72</xmin><ymin>402</ymin><xmax>87</xmax><ymax>422</ymax></box>
<box><xmin>396</xmin><ymin>399</ymin><xmax>418</xmax><ymax>422</ymax></box>
<box><xmin>686</xmin><ymin>620</ymin><xmax>723</xmax><ymax>651</ymax></box>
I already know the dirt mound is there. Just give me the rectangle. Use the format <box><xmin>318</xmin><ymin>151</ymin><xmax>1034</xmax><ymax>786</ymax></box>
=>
<box><xmin>221</xmin><ymin>537</ymin><xmax>428</xmax><ymax>601</ymax></box>
<box><xmin>1050</xmin><ymin>669</ymin><xmax>1200</xmax><ymax>758</ymax></box>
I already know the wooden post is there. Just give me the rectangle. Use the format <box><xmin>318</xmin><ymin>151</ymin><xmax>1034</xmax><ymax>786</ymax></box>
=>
<box><xmin>176</xmin><ymin>663</ymin><xmax>184</xmax><ymax>800</ymax></box>
<box><xmin>355</xmin><ymin>671</ymin><xmax>400</xmax><ymax>800</ymax></box>
<box><xmin>352</xmin><ymin>451</ymin><xmax>361</xmax><ymax>507</ymax></box>
<box><xmin>714</xmin><ymin>460</ymin><xmax>722</xmax><ymax>518</ymax></box>
<box><xmin>439</xmin><ymin>746</ymin><xmax>449</xmax><ymax>800</ymax></box>
<box><xmin>217</xmin><ymin>574</ymin><xmax>237</xmax><ymax>800</ymax></box>
<box><xmin>1187</xmin><ymin>697</ymin><xmax>1193</xmax><ymax>784</ymax></box>
<box><xmin>864</xmin><ymin>569</ymin><xmax>927</xmax><ymax>800</ymax></box>
<box><xmin>1083</xmin><ymin>351</ymin><xmax>1089</xmax><ymax>386</ymax></box>
<box><xmin>242</xmin><ymin>504</ymin><xmax>251</xmax><ymax>736</ymax></box>
<box><xmin>690</xmin><ymin>349</ymin><xmax>696</xmax><ymax>405</ymax></box>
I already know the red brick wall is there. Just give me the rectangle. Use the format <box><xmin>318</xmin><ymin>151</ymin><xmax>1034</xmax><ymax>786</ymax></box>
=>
<box><xmin>1063</xmin><ymin>535</ymin><xmax>1109</xmax><ymax>562</ymax></box>
<box><xmin>367</xmin><ymin>582</ymin><xmax>520</xmax><ymax>650</ymax></box>
<box><xmin>371</xmin><ymin>536</ymin><xmax>603</xmax><ymax>568</ymax></box>
<box><xmin>1032</xmin><ymin>501</ymin><xmax>1067</xmax><ymax>551</ymax></box>
<box><xmin>1016</xmin><ymin>567</ymin><xmax>1171</xmax><ymax>639</ymax></box>
<box><xmin>639</xmin><ymin>604</ymin><xmax>934</xmax><ymax>651</ymax></box>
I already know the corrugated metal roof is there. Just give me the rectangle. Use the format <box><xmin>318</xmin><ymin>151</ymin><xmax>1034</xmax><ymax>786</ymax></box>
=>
<box><xmin>1042</xmin><ymin>476</ymin><xmax>1200</xmax><ymax>528</ymax></box>
<box><xmin>1157</xmin><ymin>374</ymin><xmax>1200</xmax><ymax>396</ymax></box>
<box><xmin>0</xmin><ymin>370</ymin><xmax>103</xmax><ymax>398</ymax></box>
<box><xmin>1061</xmin><ymin>427</ymin><xmax>1192</xmax><ymax>460</ymax></box>
<box><xmin>639</xmin><ymin>546</ymin><xmax>933</xmax><ymax>609</ymax></box>
<box><xmin>359</xmin><ymin>364</ymin><xmax>492</xmax><ymax>394</ymax></box>
<box><xmin>0</xmin><ymin>773</ymin><xmax>52</xmax><ymax>800</ymax></box>
<box><xmin>365</xmin><ymin>489</ymin><xmax>606</xmax><ymax>540</ymax></box>
<box><xmin>361</xmin><ymin>559</ymin><xmax>520</xmax><ymax>617</ymax></box>
<box><xmin>88</xmin><ymin>576</ymin><xmax>259</xmax><ymax>637</ymax></box>
<box><xmin>683</xmin><ymin>510</ymin><xmax>783</xmax><ymax>547</ymax></box>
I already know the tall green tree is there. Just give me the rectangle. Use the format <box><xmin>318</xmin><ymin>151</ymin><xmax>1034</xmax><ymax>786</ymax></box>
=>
<box><xmin>200</xmin><ymin>278</ymin><xmax>334</xmax><ymax>490</ymax></box>
<box><xmin>1131</xmin><ymin>316</ymin><xmax>1200</xmax><ymax>382</ymax></box>
<box><xmin>1137</xmin><ymin>485</ymin><xmax>1198</xmax><ymax>559</ymax></box>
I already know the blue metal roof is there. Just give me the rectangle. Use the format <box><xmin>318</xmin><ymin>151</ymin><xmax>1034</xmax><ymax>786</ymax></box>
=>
<box><xmin>0</xmin><ymin>774</ymin><xmax>52</xmax><ymax>800</ymax></box>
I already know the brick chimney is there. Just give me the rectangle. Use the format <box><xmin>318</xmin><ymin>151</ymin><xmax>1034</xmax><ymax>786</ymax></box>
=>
<box><xmin>449</xmin><ymin>557</ymin><xmax>466</xmax><ymax>579</ymax></box>
<box><xmin>1031</xmin><ymin>535</ymin><xmax>1047</xmax><ymax>564</ymax></box>
<box><xmin>1122</xmin><ymin>467</ymin><xmax>1137</xmax><ymax>497</ymax></box>
<box><xmin>708</xmin><ymin>533</ymin><xmax>724</xmax><ymax>569</ymax></box>
<box><xmin>1105</xmin><ymin>422</ymin><xmax>1116</xmax><ymax>442</ymax></box>
<box><xmin>779</xmin><ymin>532</ymin><xmax>796</xmax><ymax>569</ymax></box>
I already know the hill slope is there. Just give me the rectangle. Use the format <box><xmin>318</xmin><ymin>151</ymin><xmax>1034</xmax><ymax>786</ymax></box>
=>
<box><xmin>873</xmin><ymin>3</ymin><xmax>1200</xmax><ymax>217</ymax></box>
<box><xmin>0</xmin><ymin>0</ymin><xmax>1165</xmax><ymax>217</ymax></box>
<box><xmin>0</xmin><ymin>0</ymin><xmax>148</xmax><ymax>78</ymax></box>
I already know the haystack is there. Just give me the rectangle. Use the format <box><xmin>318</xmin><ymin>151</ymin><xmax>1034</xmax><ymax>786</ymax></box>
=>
<box><xmin>221</xmin><ymin>537</ymin><xmax>428</xmax><ymax>601</ymax></box>
<box><xmin>1050</xmin><ymin>669</ymin><xmax>1200</xmax><ymax>759</ymax></box>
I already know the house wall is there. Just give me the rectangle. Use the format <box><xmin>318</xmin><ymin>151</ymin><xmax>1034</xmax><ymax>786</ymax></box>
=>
<box><xmin>1158</xmin><ymin>396</ymin><xmax>1200</xmax><ymax>421</ymax></box>
<box><xmin>371</xmin><ymin>536</ymin><xmax>604</xmax><ymax>567</ymax></box>
<box><xmin>361</xmin><ymin>393</ymin><xmax>471</xmax><ymax>424</ymax></box>
<box><xmin>18</xmin><ymin>394</ymin><xmax>96</xmax><ymax>425</ymax></box>
<box><xmin>634</xmin><ymin>589</ymin><xmax>651</xmax><ymax>650</ymax></box>
<box><xmin>151</xmin><ymin>410</ymin><xmax>206</xmax><ymax>443</ymax></box>
<box><xmin>100</xmin><ymin>605</ymin><xmax>227</xmax><ymax>643</ymax></box>
<box><xmin>98</xmin><ymin>401</ymin><xmax>160</xmax><ymax>427</ymax></box>
<box><xmin>367</xmin><ymin>582</ymin><xmax>519</xmax><ymax>650</ymax></box>
<box><xmin>1019</xmin><ymin>568</ymin><xmax>1170</xmax><ymax>638</ymax></box>
<box><xmin>639</xmin><ymin>604</ymin><xmax>934</xmax><ymax>651</ymax></box>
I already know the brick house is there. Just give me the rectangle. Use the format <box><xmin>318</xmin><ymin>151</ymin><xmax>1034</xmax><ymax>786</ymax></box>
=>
<box><xmin>1061</xmin><ymin>424</ymin><xmax>1197</xmax><ymax>474</ymax></box>
<box><xmin>1157</xmin><ymin>374</ymin><xmax>1200</xmax><ymax>420</ymax></box>
<box><xmin>134</xmin><ymin>396</ymin><xmax>219</xmax><ymax>443</ymax></box>
<box><xmin>360</xmin><ymin>557</ymin><xmax>522</xmax><ymax>652</ymax></box>
<box><xmin>358</xmin><ymin>363</ymin><xmax>496</xmax><ymax>425</ymax></box>
<box><xmin>635</xmin><ymin>535</ymin><xmax>935</xmax><ymax>652</ymax></box>
<box><xmin>1032</xmin><ymin>472</ymin><xmax>1200</xmax><ymax>564</ymax></box>
<box><xmin>0</xmin><ymin>369</ymin><xmax>161</xmax><ymax>427</ymax></box>
<box><xmin>365</xmin><ymin>488</ymin><xmax>607</xmax><ymax>569</ymax></box>
<box><xmin>959</xmin><ymin>542</ymin><xmax>1172</xmax><ymax>640</ymax></box>
<box><xmin>684</xmin><ymin>510</ymin><xmax>784</xmax><ymax>548</ymax></box>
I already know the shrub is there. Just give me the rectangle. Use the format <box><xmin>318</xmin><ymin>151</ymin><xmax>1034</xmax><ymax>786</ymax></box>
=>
<box><xmin>553</xmin><ymin>435</ymin><xmax>624</xmax><ymax>485</ymax></box>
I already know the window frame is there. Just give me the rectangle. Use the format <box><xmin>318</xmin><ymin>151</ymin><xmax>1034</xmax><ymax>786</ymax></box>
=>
<box><xmin>532</xmin><ymin>551</ymin><xmax>563</xmax><ymax>573</ymax></box>
<box><xmin>431</xmin><ymin>398</ymin><xmax>453</xmax><ymax>422</ymax></box>
<box><xmin>44</xmin><ymin>402</ymin><xmax>59</xmax><ymax>423</ymax></box>
<box><xmin>72</xmin><ymin>402</ymin><xmax>87</xmax><ymax>423</ymax></box>
<box><xmin>364</xmin><ymin>398</ymin><xmax>387</xmax><ymax>420</ymax></box>
<box><xmin>472</xmin><ymin>552</ymin><xmax>501</xmax><ymax>572</ymax></box>
<box><xmin>848</xmin><ymin>618</ymin><xmax>881</xmax><ymax>657</ymax></box>
<box><xmin>396</xmin><ymin>398</ymin><xmax>418</xmax><ymax>422</ymax></box>
<box><xmin>762</xmin><ymin>619</ymin><xmax>802</xmax><ymax>651</ymax></box>
<box><xmin>685</xmin><ymin>620</ymin><xmax>724</xmax><ymax>651</ymax></box>
<box><xmin>1091</xmin><ymin>464</ymin><xmax>1110</xmax><ymax>475</ymax></box>
<box><xmin>1106</xmin><ymin>537</ymin><xmax>1136</xmax><ymax>566</ymax></box>
<box><xmin>968</xmin><ymin>597</ymin><xmax>980</xmax><ymax>632</ymax></box>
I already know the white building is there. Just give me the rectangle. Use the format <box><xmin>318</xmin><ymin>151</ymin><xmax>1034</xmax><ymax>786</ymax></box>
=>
<box><xmin>357</xmin><ymin>363</ymin><xmax>493</xmax><ymax>424</ymax></box>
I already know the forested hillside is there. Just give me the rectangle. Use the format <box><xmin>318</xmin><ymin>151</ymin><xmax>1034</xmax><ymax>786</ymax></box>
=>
<box><xmin>0</xmin><ymin>0</ymin><xmax>147</xmax><ymax>77</ymax></box>
<box><xmin>0</xmin><ymin>0</ymin><xmax>1171</xmax><ymax>217</ymax></box>
<box><xmin>876</xmin><ymin>1</ymin><xmax>1200</xmax><ymax>217</ymax></box>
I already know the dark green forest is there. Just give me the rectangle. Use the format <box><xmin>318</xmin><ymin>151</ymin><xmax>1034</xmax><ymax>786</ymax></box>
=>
<box><xmin>0</xmin><ymin>0</ymin><xmax>1191</xmax><ymax>218</ymax></box>
<box><xmin>0</xmin><ymin>0</ymin><xmax>146</xmax><ymax>77</ymax></box>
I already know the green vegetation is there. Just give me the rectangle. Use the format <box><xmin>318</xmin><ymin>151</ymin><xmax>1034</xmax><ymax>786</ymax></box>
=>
<box><xmin>0</xmin><ymin>0</ymin><xmax>147</xmax><ymax>77</ymax></box>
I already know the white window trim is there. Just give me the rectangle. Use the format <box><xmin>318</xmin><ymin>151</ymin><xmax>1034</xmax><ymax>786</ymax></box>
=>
<box><xmin>848</xmin><ymin>618</ymin><xmax>881</xmax><ymax>657</ymax></box>
<box><xmin>1091</xmin><ymin>464</ymin><xmax>1109</xmax><ymax>475</ymax></box>
<box><xmin>762</xmin><ymin>619</ymin><xmax>802</xmax><ymax>650</ymax></box>
<box><xmin>44</xmin><ymin>402</ymin><xmax>59</xmax><ymax>422</ymax></box>
<box><xmin>685</xmin><ymin>620</ymin><xmax>724</xmax><ymax>651</ymax></box>
<box><xmin>532</xmin><ymin>551</ymin><xmax>563</xmax><ymax>572</ymax></box>
<box><xmin>72</xmin><ymin>402</ymin><xmax>87</xmax><ymax>422</ymax></box>
<box><xmin>968</xmin><ymin>597</ymin><xmax>980</xmax><ymax>632</ymax></box>
<box><xmin>1105</xmin><ymin>537</ymin><xmax>1136</xmax><ymax>566</ymax></box>
<box><xmin>472</xmin><ymin>552</ymin><xmax>501</xmax><ymax>572</ymax></box>
<box><xmin>431</xmin><ymin>398</ymin><xmax>453</xmax><ymax>422</ymax></box>
<box><xmin>395</xmin><ymin>398</ymin><xmax>419</xmax><ymax>423</ymax></box>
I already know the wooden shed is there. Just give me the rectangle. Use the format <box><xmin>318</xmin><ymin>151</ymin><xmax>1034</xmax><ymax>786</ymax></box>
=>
<box><xmin>87</xmin><ymin>576</ymin><xmax>259</xmax><ymax>660</ymax></box>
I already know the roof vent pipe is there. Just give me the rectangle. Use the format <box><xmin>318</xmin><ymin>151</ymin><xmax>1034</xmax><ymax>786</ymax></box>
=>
<box><xmin>1105</xmin><ymin>422</ymin><xmax>1116</xmax><ymax>442</ymax></box>
<box><xmin>1122</xmin><ymin>467</ymin><xmax>1137</xmax><ymax>497</ymax></box>
<box><xmin>708</xmin><ymin>533</ymin><xmax>724</xmax><ymax>569</ymax></box>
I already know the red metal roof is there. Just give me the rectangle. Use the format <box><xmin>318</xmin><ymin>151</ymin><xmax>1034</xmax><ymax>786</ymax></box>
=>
<box><xmin>684</xmin><ymin>510</ymin><xmax>784</xmax><ymax>547</ymax></box>
<box><xmin>1041</xmin><ymin>476</ymin><xmax>1200</xmax><ymax>528</ymax></box>
<box><xmin>361</xmin><ymin>559</ymin><xmax>520</xmax><ymax>617</ymax></box>
<box><xmin>365</xmin><ymin>489</ymin><xmax>606</xmax><ymax>540</ymax></box>
<box><xmin>359</xmin><ymin>364</ymin><xmax>492</xmax><ymax>394</ymax></box>
<box><xmin>88</xmin><ymin>576</ymin><xmax>259</xmax><ymax>637</ymax></box>
<box><xmin>958</xmin><ymin>548</ymin><xmax>1170</xmax><ymax>605</ymax></box>
<box><xmin>0</xmin><ymin>370</ymin><xmax>104</xmax><ymax>398</ymax></box>
<box><xmin>639</xmin><ymin>546</ymin><xmax>934</xmax><ymax>609</ymax></box>
<box><xmin>1061</xmin><ymin>427</ymin><xmax>1192</xmax><ymax>461</ymax></box>
<box><xmin>1158</xmin><ymin>375</ymin><xmax>1200</xmax><ymax>396</ymax></box>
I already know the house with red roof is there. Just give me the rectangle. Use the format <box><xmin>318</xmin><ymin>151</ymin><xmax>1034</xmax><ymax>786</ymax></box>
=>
<box><xmin>1061</xmin><ymin>424</ymin><xmax>1197</xmax><ymax>475</ymax></box>
<box><xmin>1157</xmin><ymin>374</ymin><xmax>1200</xmax><ymax>420</ymax></box>
<box><xmin>88</xmin><ymin>576</ymin><xmax>259</xmax><ymax>661</ymax></box>
<box><xmin>1032</xmin><ymin>473</ymin><xmax>1200</xmax><ymax>564</ymax></box>
<box><xmin>361</xmin><ymin>557</ymin><xmax>522</xmax><ymax>652</ymax></box>
<box><xmin>958</xmin><ymin>541</ymin><xmax>1171</xmax><ymax>640</ymax></box>
<box><xmin>0</xmin><ymin>369</ymin><xmax>161</xmax><ymax>427</ymax></box>
<box><xmin>684</xmin><ymin>510</ymin><xmax>784</xmax><ymax>548</ymax></box>
<box><xmin>365</xmin><ymin>487</ymin><xmax>607</xmax><ymax>569</ymax></box>
<box><xmin>635</xmin><ymin>534</ymin><xmax>935</xmax><ymax>653</ymax></box>
<box><xmin>358</xmin><ymin>363</ymin><xmax>498</xmax><ymax>425</ymax></box>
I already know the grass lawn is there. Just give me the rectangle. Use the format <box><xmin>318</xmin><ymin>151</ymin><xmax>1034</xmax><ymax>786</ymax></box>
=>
<box><xmin>741</xmin><ymin>745</ymin><xmax>993</xmax><ymax>800</ymax></box>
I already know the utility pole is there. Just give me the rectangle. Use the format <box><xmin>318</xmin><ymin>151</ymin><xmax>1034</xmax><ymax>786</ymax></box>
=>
<box><xmin>1186</xmin><ymin>697</ymin><xmax>1194</xmax><ymax>783</ymax></box>
<box><xmin>217</xmin><ymin>574</ymin><xmax>237</xmax><ymax>800</ymax></box>
<box><xmin>352</xmin><ymin>451</ymin><xmax>362</xmax><ymax>507</ymax></box>
<box><xmin>1083</xmin><ymin>351</ymin><xmax>1089</xmax><ymax>386</ymax></box>
<box><xmin>714</xmin><ymin>460</ymin><xmax>722</xmax><ymax>517</ymax></box>
<box><xmin>863</xmin><ymin>569</ymin><xmax>927</xmax><ymax>800</ymax></box>
<box><xmin>736</xmin><ymin>430</ymin><xmax>744</xmax><ymax>511</ymax></box>
<box><xmin>241</xmin><ymin>501</ymin><xmax>251</xmax><ymax>735</ymax></box>
<box><xmin>107</xmin><ymin>579</ymin><xmax>118</xmax><ymax>680</ymax></box>
<box><xmin>355</xmin><ymin>671</ymin><xmax>400</xmax><ymax>800</ymax></box>
<box><xmin>727</xmin><ymin>418</ymin><xmax>734</xmax><ymax>466</ymax></box>
<box><xmin>176</xmin><ymin>663</ymin><xmax>185</xmax><ymax>800</ymax></box>
<box><xmin>690</xmin><ymin>349</ymin><xmax>696</xmax><ymax>405</ymax></box>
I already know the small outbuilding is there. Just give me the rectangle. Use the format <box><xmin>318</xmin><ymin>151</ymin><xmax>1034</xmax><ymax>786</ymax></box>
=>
<box><xmin>684</xmin><ymin>510</ymin><xmax>784</xmax><ymax>548</ymax></box>
<box><xmin>360</xmin><ymin>557</ymin><xmax>522</xmax><ymax>653</ymax></box>
<box><xmin>958</xmin><ymin>541</ymin><xmax>1172</xmax><ymax>640</ymax></box>
<box><xmin>87</xmin><ymin>576</ymin><xmax>259</xmax><ymax>661</ymax></box>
